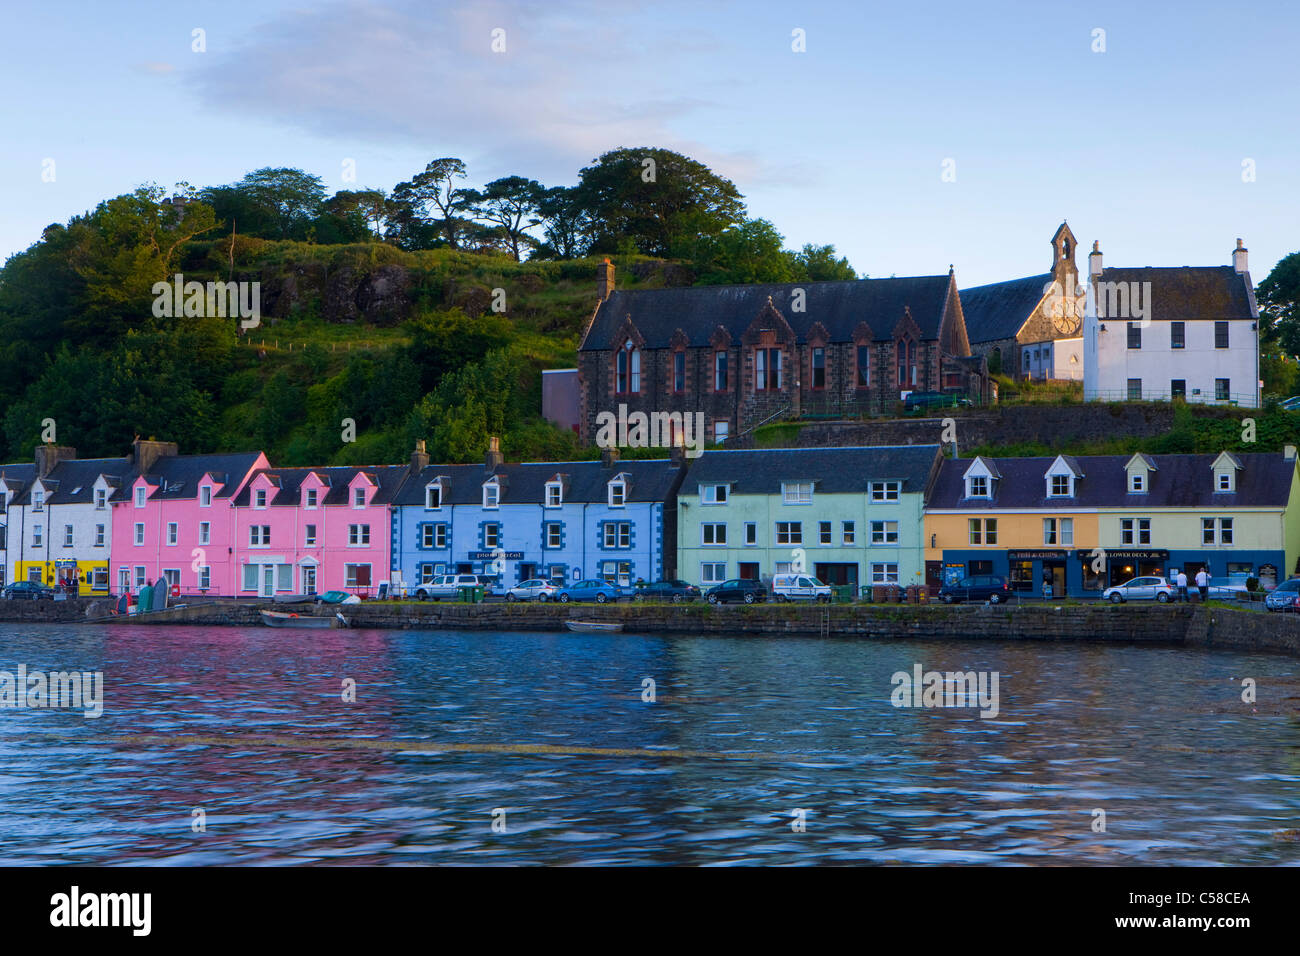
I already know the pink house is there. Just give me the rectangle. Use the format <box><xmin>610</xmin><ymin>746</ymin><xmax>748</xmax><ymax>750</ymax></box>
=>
<box><xmin>110</xmin><ymin>443</ymin><xmax>269</xmax><ymax>597</ymax></box>
<box><xmin>230</xmin><ymin>465</ymin><xmax>408</xmax><ymax>597</ymax></box>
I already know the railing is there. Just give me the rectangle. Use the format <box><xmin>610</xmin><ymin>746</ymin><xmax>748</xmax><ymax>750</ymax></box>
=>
<box><xmin>1081</xmin><ymin>389</ymin><xmax>1259</xmax><ymax>406</ymax></box>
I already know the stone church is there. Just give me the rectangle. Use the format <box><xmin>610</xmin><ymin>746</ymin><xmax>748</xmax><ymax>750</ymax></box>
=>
<box><xmin>959</xmin><ymin>222</ymin><xmax>1087</xmax><ymax>381</ymax></box>
<box><xmin>576</xmin><ymin>260</ymin><xmax>991</xmax><ymax>445</ymax></box>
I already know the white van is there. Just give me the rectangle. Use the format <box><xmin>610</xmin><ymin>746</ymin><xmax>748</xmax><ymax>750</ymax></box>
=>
<box><xmin>771</xmin><ymin>573</ymin><xmax>833</xmax><ymax>603</ymax></box>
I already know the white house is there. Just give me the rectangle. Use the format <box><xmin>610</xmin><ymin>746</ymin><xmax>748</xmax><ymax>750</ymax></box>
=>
<box><xmin>0</xmin><ymin>462</ymin><xmax>38</xmax><ymax>589</ymax></box>
<box><xmin>1083</xmin><ymin>239</ymin><xmax>1260</xmax><ymax>408</ymax></box>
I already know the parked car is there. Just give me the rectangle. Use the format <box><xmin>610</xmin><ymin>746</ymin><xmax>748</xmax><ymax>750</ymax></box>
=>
<box><xmin>505</xmin><ymin>579</ymin><xmax>558</xmax><ymax>602</ymax></box>
<box><xmin>771</xmin><ymin>573</ymin><xmax>833</xmax><ymax>603</ymax></box>
<box><xmin>904</xmin><ymin>390</ymin><xmax>973</xmax><ymax>413</ymax></box>
<box><xmin>1265</xmin><ymin>578</ymin><xmax>1300</xmax><ymax>612</ymax></box>
<box><xmin>939</xmin><ymin>574</ymin><xmax>1010</xmax><ymax>604</ymax></box>
<box><xmin>1103</xmin><ymin>576</ymin><xmax>1175</xmax><ymax>603</ymax></box>
<box><xmin>556</xmin><ymin>579</ymin><xmax>623</xmax><ymax>603</ymax></box>
<box><xmin>2</xmin><ymin>581</ymin><xmax>55</xmax><ymax>601</ymax></box>
<box><xmin>631</xmin><ymin>580</ymin><xmax>701</xmax><ymax>602</ymax></box>
<box><xmin>413</xmin><ymin>574</ymin><xmax>482</xmax><ymax>601</ymax></box>
<box><xmin>316</xmin><ymin>590</ymin><xmax>361</xmax><ymax>605</ymax></box>
<box><xmin>705</xmin><ymin>578</ymin><xmax>768</xmax><ymax>605</ymax></box>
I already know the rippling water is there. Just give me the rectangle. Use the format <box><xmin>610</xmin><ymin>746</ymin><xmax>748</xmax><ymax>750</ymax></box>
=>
<box><xmin>1</xmin><ymin>623</ymin><xmax>1298</xmax><ymax>865</ymax></box>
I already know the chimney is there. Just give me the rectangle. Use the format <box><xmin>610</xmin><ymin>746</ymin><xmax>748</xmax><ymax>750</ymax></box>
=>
<box><xmin>35</xmin><ymin>444</ymin><xmax>76</xmax><ymax>479</ymax></box>
<box><xmin>484</xmin><ymin>436</ymin><xmax>504</xmax><ymax>471</ymax></box>
<box><xmin>131</xmin><ymin>438</ymin><xmax>179</xmax><ymax>475</ymax></box>
<box><xmin>597</xmin><ymin>257</ymin><xmax>615</xmax><ymax>302</ymax></box>
<box><xmin>1233</xmin><ymin>238</ymin><xmax>1249</xmax><ymax>274</ymax></box>
<box><xmin>1285</xmin><ymin>444</ymin><xmax>1297</xmax><ymax>462</ymax></box>
<box><xmin>1089</xmin><ymin>240</ymin><xmax>1103</xmax><ymax>277</ymax></box>
<box><xmin>669</xmin><ymin>444</ymin><xmax>685</xmax><ymax>467</ymax></box>
<box><xmin>411</xmin><ymin>439</ymin><xmax>429</xmax><ymax>473</ymax></box>
<box><xmin>601</xmin><ymin>445</ymin><xmax>619</xmax><ymax>468</ymax></box>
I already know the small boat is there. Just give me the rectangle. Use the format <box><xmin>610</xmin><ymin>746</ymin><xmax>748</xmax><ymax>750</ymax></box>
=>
<box><xmin>565</xmin><ymin>620</ymin><xmax>623</xmax><ymax>633</ymax></box>
<box><xmin>260</xmin><ymin>610</ymin><xmax>349</xmax><ymax>628</ymax></box>
<box><xmin>273</xmin><ymin>593</ymin><xmax>317</xmax><ymax>605</ymax></box>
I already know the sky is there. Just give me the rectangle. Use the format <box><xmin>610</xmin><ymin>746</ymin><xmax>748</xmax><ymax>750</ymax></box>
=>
<box><xmin>1</xmin><ymin>0</ymin><xmax>1296</xmax><ymax>286</ymax></box>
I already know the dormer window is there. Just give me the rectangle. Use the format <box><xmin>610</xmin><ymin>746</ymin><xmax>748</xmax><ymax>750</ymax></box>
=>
<box><xmin>608</xmin><ymin>479</ymin><xmax>626</xmax><ymax>508</ymax></box>
<box><xmin>1130</xmin><ymin>473</ymin><xmax>1146</xmax><ymax>493</ymax></box>
<box><xmin>353</xmin><ymin>487</ymin><xmax>366</xmax><ymax>508</ymax></box>
<box><xmin>483</xmin><ymin>481</ymin><xmax>500</xmax><ymax>509</ymax></box>
<box><xmin>1049</xmin><ymin>475</ymin><xmax>1072</xmax><ymax>497</ymax></box>
<box><xmin>783</xmin><ymin>482</ymin><xmax>813</xmax><ymax>504</ymax></box>
<box><xmin>426</xmin><ymin>484</ymin><xmax>442</xmax><ymax>510</ymax></box>
<box><xmin>254</xmin><ymin>488</ymin><xmax>267</xmax><ymax>509</ymax></box>
<box><xmin>968</xmin><ymin>476</ymin><xmax>989</xmax><ymax>498</ymax></box>
<box><xmin>94</xmin><ymin>488</ymin><xmax>107</xmax><ymax>510</ymax></box>
<box><xmin>1217</xmin><ymin>472</ymin><xmax>1233</xmax><ymax>492</ymax></box>
<box><xmin>199</xmin><ymin>485</ymin><xmax>212</xmax><ymax>507</ymax></box>
<box><xmin>305</xmin><ymin>488</ymin><xmax>318</xmax><ymax>509</ymax></box>
<box><xmin>132</xmin><ymin>487</ymin><xmax>144</xmax><ymax>508</ymax></box>
<box><xmin>1211</xmin><ymin>452</ymin><xmax>1240</xmax><ymax>493</ymax></box>
<box><xmin>702</xmin><ymin>484</ymin><xmax>728</xmax><ymax>505</ymax></box>
<box><xmin>33</xmin><ymin>490</ymin><xmax>46</xmax><ymax>512</ymax></box>
<box><xmin>545</xmin><ymin>481</ymin><xmax>563</xmax><ymax>508</ymax></box>
<box><xmin>870</xmin><ymin>481</ymin><xmax>899</xmax><ymax>502</ymax></box>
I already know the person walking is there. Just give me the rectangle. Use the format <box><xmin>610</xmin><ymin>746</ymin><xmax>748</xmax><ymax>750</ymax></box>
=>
<box><xmin>1195</xmin><ymin>567</ymin><xmax>1209</xmax><ymax>603</ymax></box>
<box><xmin>1176</xmin><ymin>569</ymin><xmax>1189</xmax><ymax>603</ymax></box>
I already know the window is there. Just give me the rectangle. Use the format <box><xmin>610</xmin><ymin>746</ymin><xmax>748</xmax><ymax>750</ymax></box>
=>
<box><xmin>95</xmin><ymin>488</ymin><xmax>108</xmax><ymax>510</ymax></box>
<box><xmin>871</xmin><ymin>520</ymin><xmax>899</xmax><ymax>544</ymax></box>
<box><xmin>842</xmin><ymin>521</ymin><xmax>855</xmax><ymax>545</ymax></box>
<box><xmin>1127</xmin><ymin>322</ymin><xmax>1142</xmax><ymax>349</ymax></box>
<box><xmin>241</xmin><ymin>564</ymin><xmax>257</xmax><ymax>591</ymax></box>
<box><xmin>702</xmin><ymin>484</ymin><xmax>728</xmax><ymax>505</ymax></box>
<box><xmin>425</xmin><ymin>485</ymin><xmax>441</xmax><ymax>509</ymax></box>
<box><xmin>1217</xmin><ymin>471</ymin><xmax>1233</xmax><ymax>492</ymax></box>
<box><xmin>167</xmin><ymin>522</ymin><xmax>178</xmax><ymax>546</ymax></box>
<box><xmin>1215</xmin><ymin>321</ymin><xmax>1229</xmax><ymax>349</ymax></box>
<box><xmin>608</xmin><ymin>481</ymin><xmax>626</xmax><ymax>507</ymax></box>
<box><xmin>819</xmin><ymin>521</ymin><xmax>832</xmax><ymax>545</ymax></box>
<box><xmin>984</xmin><ymin>518</ymin><xmax>998</xmax><ymax>545</ymax></box>
<box><xmin>198</xmin><ymin>566</ymin><xmax>211</xmax><ymax>590</ymax></box>
<box><xmin>702</xmin><ymin>523</ymin><xmax>727</xmax><ymax>546</ymax></box>
<box><xmin>604</xmin><ymin>522</ymin><xmax>631</xmax><ymax>549</ymax></box>
<box><xmin>714</xmin><ymin>421</ymin><xmax>729</xmax><ymax>444</ymax></box>
<box><xmin>1220</xmin><ymin>517</ymin><xmax>1233</xmax><ymax>545</ymax></box>
<box><xmin>95</xmin><ymin>524</ymin><xmax>105</xmax><ymax>547</ymax></box>
<box><xmin>701</xmin><ymin>563</ymin><xmax>726</xmax><ymax>585</ymax></box>
<box><xmin>1130</xmin><ymin>473</ymin><xmax>1146</xmax><ymax>493</ymax></box>
<box><xmin>199</xmin><ymin>521</ymin><xmax>210</xmax><ymax>545</ymax></box>
<box><xmin>1170</xmin><ymin>322</ymin><xmax>1185</xmax><ymax>349</ymax></box>
<box><xmin>483</xmin><ymin>524</ymin><xmax>500</xmax><ymax>549</ymax></box>
<box><xmin>1121</xmin><ymin>518</ymin><xmax>1151</xmax><ymax>545</ymax></box>
<box><xmin>1171</xmin><ymin>380</ymin><xmax>1186</xmax><ymax>400</ymax></box>
<box><xmin>755</xmin><ymin>347</ymin><xmax>783</xmax><ymax>391</ymax></box>
<box><xmin>545</xmin><ymin>482</ymin><xmax>563</xmax><ymax>508</ymax></box>
<box><xmin>616</xmin><ymin>340</ymin><xmax>641</xmax><ymax>394</ymax></box>
<box><xmin>132</xmin><ymin>488</ymin><xmax>144</xmax><ymax>508</ymax></box>
<box><xmin>968</xmin><ymin>476</ymin><xmax>989</xmax><ymax>498</ymax></box>
<box><xmin>968</xmin><ymin>518</ymin><xmax>997</xmax><ymax>545</ymax></box>
<box><xmin>254</xmin><ymin>488</ymin><xmax>267</xmax><ymax>508</ymax></box>
<box><xmin>775</xmin><ymin>521</ymin><xmax>802</xmax><ymax>545</ymax></box>
<box><xmin>673</xmin><ymin>351</ymin><xmax>686</xmax><ymax>392</ymax></box>
<box><xmin>305</xmin><ymin>488</ymin><xmax>317</xmax><ymax>508</ymax></box>
<box><xmin>783</xmin><ymin>482</ymin><xmax>813</xmax><ymax>504</ymax></box>
<box><xmin>1215</xmin><ymin>378</ymin><xmax>1230</xmax><ymax>401</ymax></box>
<box><xmin>434</xmin><ymin>525</ymin><xmax>448</xmax><ymax>549</ymax></box>
<box><xmin>1043</xmin><ymin>517</ymin><xmax>1073</xmax><ymax>546</ymax></box>
<box><xmin>870</xmin><ymin>481</ymin><xmax>900</xmax><ymax>502</ymax></box>
<box><xmin>1202</xmin><ymin>517</ymin><xmax>1215</xmax><ymax>545</ymax></box>
<box><xmin>745</xmin><ymin>522</ymin><xmax>758</xmax><ymax>546</ymax></box>
<box><xmin>134</xmin><ymin>523</ymin><xmax>144</xmax><ymax>546</ymax></box>
<box><xmin>1049</xmin><ymin>475</ymin><xmax>1071</xmax><ymax>497</ymax></box>
<box><xmin>64</xmin><ymin>525</ymin><xmax>74</xmax><ymax>547</ymax></box>
<box><xmin>1127</xmin><ymin>378</ymin><xmax>1142</xmax><ymax>401</ymax></box>
<box><xmin>32</xmin><ymin>524</ymin><xmax>42</xmax><ymax>547</ymax></box>
<box><xmin>118</xmin><ymin>568</ymin><xmax>129</xmax><ymax>594</ymax></box>
<box><xmin>896</xmin><ymin>338</ymin><xmax>917</xmax><ymax>388</ymax></box>
<box><xmin>345</xmin><ymin>564</ymin><xmax>372</xmax><ymax>589</ymax></box>
<box><xmin>546</xmin><ymin>523</ymin><xmax>562</xmax><ymax>548</ymax></box>
<box><xmin>250</xmin><ymin>525</ymin><xmax>271</xmax><ymax>546</ymax></box>
<box><xmin>483</xmin><ymin>482</ymin><xmax>500</xmax><ymax>509</ymax></box>
<box><xmin>856</xmin><ymin>345</ymin><xmax>870</xmax><ymax>388</ymax></box>
<box><xmin>421</xmin><ymin>525</ymin><xmax>436</xmax><ymax>549</ymax></box>
<box><xmin>353</xmin><ymin>487</ymin><xmax>366</xmax><ymax>508</ymax></box>
<box><xmin>305</xmin><ymin>524</ymin><xmax>317</xmax><ymax>546</ymax></box>
<box><xmin>811</xmin><ymin>347</ymin><xmax>826</xmax><ymax>389</ymax></box>
<box><xmin>200</xmin><ymin>486</ymin><xmax>212</xmax><ymax>507</ymax></box>
<box><xmin>714</xmin><ymin>351</ymin><xmax>728</xmax><ymax>391</ymax></box>
<box><xmin>1202</xmin><ymin>517</ymin><xmax>1234</xmax><ymax>545</ymax></box>
<box><xmin>135</xmin><ymin>567</ymin><xmax>147</xmax><ymax>590</ymax></box>
<box><xmin>871</xmin><ymin>563</ymin><xmax>900</xmax><ymax>585</ymax></box>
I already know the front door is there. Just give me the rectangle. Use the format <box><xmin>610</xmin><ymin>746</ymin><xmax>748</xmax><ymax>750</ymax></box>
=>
<box><xmin>519</xmin><ymin>562</ymin><xmax>537</xmax><ymax>582</ymax></box>
<box><xmin>1044</xmin><ymin>560</ymin><xmax>1066</xmax><ymax>596</ymax></box>
<box><xmin>738</xmin><ymin>562</ymin><xmax>760</xmax><ymax>581</ymax></box>
<box><xmin>302</xmin><ymin>566</ymin><xmax>316</xmax><ymax>595</ymax></box>
<box><xmin>261</xmin><ymin>565</ymin><xmax>274</xmax><ymax>597</ymax></box>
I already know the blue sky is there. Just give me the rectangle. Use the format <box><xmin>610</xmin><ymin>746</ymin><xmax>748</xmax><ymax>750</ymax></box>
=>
<box><xmin>1</xmin><ymin>0</ymin><xmax>1296</xmax><ymax>285</ymax></box>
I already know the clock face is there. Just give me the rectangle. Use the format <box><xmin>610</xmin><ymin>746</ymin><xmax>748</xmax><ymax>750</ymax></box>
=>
<box><xmin>1052</xmin><ymin>312</ymin><xmax>1080</xmax><ymax>336</ymax></box>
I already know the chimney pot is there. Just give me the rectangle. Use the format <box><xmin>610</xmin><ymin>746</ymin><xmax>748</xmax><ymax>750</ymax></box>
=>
<box><xmin>1233</xmin><ymin>239</ymin><xmax>1249</xmax><ymax>274</ymax></box>
<box><xmin>597</xmin><ymin>258</ymin><xmax>616</xmax><ymax>302</ymax></box>
<box><xmin>484</xmin><ymin>436</ymin><xmax>504</xmax><ymax>470</ymax></box>
<box><xmin>601</xmin><ymin>446</ymin><xmax>619</xmax><ymax>468</ymax></box>
<box><xmin>1088</xmin><ymin>240</ymin><xmax>1103</xmax><ymax>277</ymax></box>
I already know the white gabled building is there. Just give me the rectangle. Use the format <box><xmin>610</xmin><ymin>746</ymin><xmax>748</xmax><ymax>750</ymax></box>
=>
<box><xmin>0</xmin><ymin>462</ymin><xmax>38</xmax><ymax>589</ymax></box>
<box><xmin>1083</xmin><ymin>239</ymin><xmax>1260</xmax><ymax>408</ymax></box>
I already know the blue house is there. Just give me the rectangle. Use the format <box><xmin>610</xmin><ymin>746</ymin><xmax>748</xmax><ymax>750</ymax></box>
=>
<box><xmin>390</xmin><ymin>441</ymin><xmax>686</xmax><ymax>591</ymax></box>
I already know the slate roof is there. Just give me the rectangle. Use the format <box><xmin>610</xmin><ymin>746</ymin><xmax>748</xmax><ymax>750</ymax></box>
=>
<box><xmin>15</xmin><ymin>458</ymin><xmax>134</xmax><ymax>506</ymax></box>
<box><xmin>958</xmin><ymin>274</ymin><xmax>1052</xmax><ymax>344</ymax></box>
<box><xmin>681</xmin><ymin>445</ymin><xmax>943</xmax><ymax>496</ymax></box>
<box><xmin>123</xmin><ymin>452</ymin><xmax>264</xmax><ymax>501</ymax></box>
<box><xmin>0</xmin><ymin>463</ymin><xmax>37</xmax><ymax>495</ymax></box>
<box><xmin>392</xmin><ymin>459</ymin><xmax>685</xmax><ymax>506</ymax></box>
<box><xmin>579</xmin><ymin>276</ymin><xmax>953</xmax><ymax>351</ymax></box>
<box><xmin>231</xmin><ymin>465</ymin><xmax>410</xmax><ymax>507</ymax></box>
<box><xmin>929</xmin><ymin>453</ymin><xmax>1294</xmax><ymax>510</ymax></box>
<box><xmin>1094</xmin><ymin>267</ymin><xmax>1255</xmax><ymax>321</ymax></box>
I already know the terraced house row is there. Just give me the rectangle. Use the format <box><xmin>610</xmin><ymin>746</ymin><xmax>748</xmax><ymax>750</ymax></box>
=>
<box><xmin>1</xmin><ymin>438</ymin><xmax>1297</xmax><ymax>598</ymax></box>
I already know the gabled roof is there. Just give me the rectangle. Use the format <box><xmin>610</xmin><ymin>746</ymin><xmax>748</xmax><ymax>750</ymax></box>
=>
<box><xmin>15</xmin><ymin>458</ymin><xmax>133</xmax><ymax>506</ymax></box>
<box><xmin>120</xmin><ymin>452</ymin><xmax>264</xmax><ymax>501</ymax></box>
<box><xmin>0</xmin><ymin>463</ymin><xmax>36</xmax><ymax>493</ymax></box>
<box><xmin>958</xmin><ymin>274</ymin><xmax>1052</xmax><ymax>344</ymax></box>
<box><xmin>963</xmin><ymin>456</ymin><xmax>1002</xmax><ymax>480</ymax></box>
<box><xmin>683</xmin><ymin>445</ymin><xmax>942</xmax><ymax>495</ymax></box>
<box><xmin>232</xmin><ymin>465</ymin><xmax>408</xmax><ymax>507</ymax></box>
<box><xmin>392</xmin><ymin>459</ymin><xmax>684</xmax><ymax>506</ymax></box>
<box><xmin>579</xmin><ymin>276</ymin><xmax>954</xmax><ymax>351</ymax></box>
<box><xmin>1094</xmin><ymin>266</ymin><xmax>1255</xmax><ymax>321</ymax></box>
<box><xmin>930</xmin><ymin>453</ymin><xmax>1294</xmax><ymax>510</ymax></box>
<box><xmin>1047</xmin><ymin>454</ymin><xmax>1084</xmax><ymax>478</ymax></box>
<box><xmin>1126</xmin><ymin>453</ymin><xmax>1157</xmax><ymax>471</ymax></box>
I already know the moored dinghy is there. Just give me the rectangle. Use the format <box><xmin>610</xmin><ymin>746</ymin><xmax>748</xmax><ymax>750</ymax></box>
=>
<box><xmin>260</xmin><ymin>610</ymin><xmax>349</xmax><ymax>628</ymax></box>
<box><xmin>564</xmin><ymin>620</ymin><xmax>623</xmax><ymax>633</ymax></box>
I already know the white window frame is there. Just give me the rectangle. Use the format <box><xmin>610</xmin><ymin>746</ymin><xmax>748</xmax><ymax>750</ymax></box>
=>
<box><xmin>483</xmin><ymin>481</ymin><xmax>500</xmax><ymax>510</ymax></box>
<box><xmin>199</xmin><ymin>521</ymin><xmax>210</xmax><ymax>545</ymax></box>
<box><xmin>871</xmin><ymin>520</ymin><xmax>899</xmax><ymax>545</ymax></box>
<box><xmin>200</xmin><ymin>485</ymin><xmax>212</xmax><ymax>507</ymax></box>
<box><xmin>608</xmin><ymin>481</ymin><xmax>626</xmax><ymax>508</ymax></box>
<box><xmin>782</xmin><ymin>482</ymin><xmax>813</xmax><ymax>505</ymax></box>
<box><xmin>545</xmin><ymin>482</ymin><xmax>563</xmax><ymax>508</ymax></box>
<box><xmin>702</xmin><ymin>484</ymin><xmax>728</xmax><ymax>505</ymax></box>
<box><xmin>166</xmin><ymin>522</ymin><xmax>178</xmax><ymax>546</ymax></box>
<box><xmin>701</xmin><ymin>523</ymin><xmax>727</xmax><ymax>546</ymax></box>
<box><xmin>700</xmin><ymin>562</ymin><xmax>726</xmax><ymax>585</ymax></box>
<box><xmin>134</xmin><ymin>523</ymin><xmax>144</xmax><ymax>546</ymax></box>
<box><xmin>870</xmin><ymin>480</ymin><xmax>900</xmax><ymax>502</ymax></box>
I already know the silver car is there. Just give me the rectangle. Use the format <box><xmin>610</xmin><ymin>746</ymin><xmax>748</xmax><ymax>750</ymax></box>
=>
<box><xmin>1265</xmin><ymin>578</ymin><xmax>1300</xmax><ymax>612</ymax></box>
<box><xmin>505</xmin><ymin>579</ymin><xmax>557</xmax><ymax>602</ymax></box>
<box><xmin>1104</xmin><ymin>576</ymin><xmax>1175</xmax><ymax>603</ymax></box>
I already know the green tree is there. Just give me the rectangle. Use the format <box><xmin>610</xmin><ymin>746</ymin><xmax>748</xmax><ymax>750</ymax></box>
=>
<box><xmin>391</xmin><ymin>158</ymin><xmax>472</xmax><ymax>249</ymax></box>
<box><xmin>690</xmin><ymin>219</ymin><xmax>796</xmax><ymax>285</ymax></box>
<box><xmin>465</xmin><ymin>176</ymin><xmax>545</xmax><ymax>262</ymax></box>
<box><xmin>1258</xmin><ymin>251</ymin><xmax>1300</xmax><ymax>355</ymax></box>
<box><xmin>792</xmin><ymin>243</ymin><xmax>857</xmax><ymax>281</ymax></box>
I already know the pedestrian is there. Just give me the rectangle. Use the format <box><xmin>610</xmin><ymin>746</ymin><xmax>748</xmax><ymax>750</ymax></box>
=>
<box><xmin>1176</xmin><ymin>569</ymin><xmax>1189</xmax><ymax>603</ymax></box>
<box><xmin>1042</xmin><ymin>571</ymin><xmax>1053</xmax><ymax>601</ymax></box>
<box><xmin>1195</xmin><ymin>567</ymin><xmax>1209</xmax><ymax>603</ymax></box>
